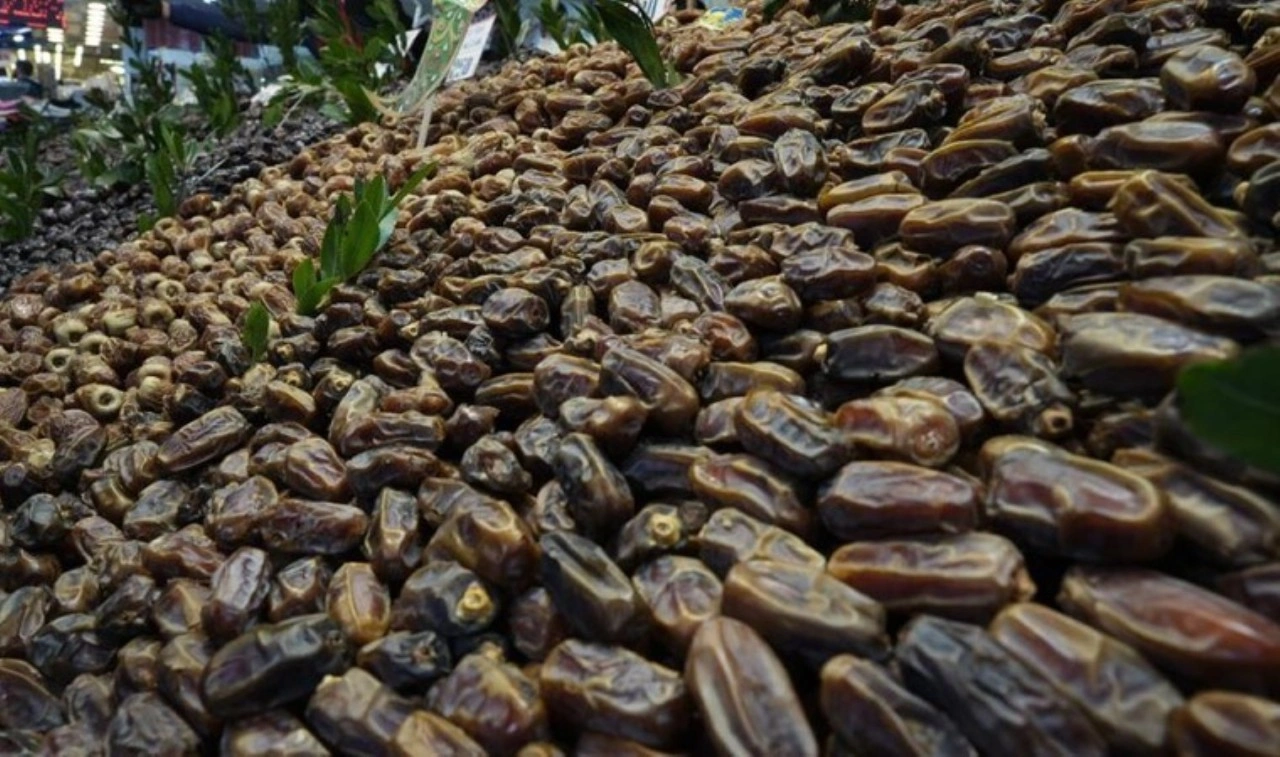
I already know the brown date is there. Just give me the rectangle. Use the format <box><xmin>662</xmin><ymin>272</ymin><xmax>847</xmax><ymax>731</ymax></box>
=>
<box><xmin>827</xmin><ymin>532</ymin><xmax>1034</xmax><ymax>623</ymax></box>
<box><xmin>981</xmin><ymin>435</ymin><xmax>1172</xmax><ymax>562</ymax></box>
<box><xmin>685</xmin><ymin>617</ymin><xmax>818</xmax><ymax>757</ymax></box>
<box><xmin>1059</xmin><ymin>312</ymin><xmax>1239</xmax><ymax>397</ymax></box>
<box><xmin>326</xmin><ymin>562</ymin><xmax>391</xmax><ymax>646</ymax></box>
<box><xmin>219</xmin><ymin>711</ymin><xmax>331</xmax><ymax>757</ymax></box>
<box><xmin>722</xmin><ymin>559</ymin><xmax>889</xmax><ymax>667</ymax></box>
<box><xmin>698</xmin><ymin>507</ymin><xmax>825</xmax><ymax>577</ymax></box>
<box><xmin>734</xmin><ymin>389</ymin><xmax>850</xmax><ymax>478</ymax></box>
<box><xmin>897</xmin><ymin>615</ymin><xmax>1107</xmax><ymax>757</ymax></box>
<box><xmin>155</xmin><ymin>406</ymin><xmax>251</xmax><ymax>475</ymax></box>
<box><xmin>1114</xmin><ymin>448</ymin><xmax>1280</xmax><ymax>568</ymax></box>
<box><xmin>541</xmin><ymin>639</ymin><xmax>690</xmax><ymax>748</ymax></box>
<box><xmin>203</xmin><ymin>546</ymin><xmax>272</xmax><ymax>641</ymax></box>
<box><xmin>964</xmin><ymin>341</ymin><xmax>1076</xmax><ymax>438</ymax></box>
<box><xmin>1170</xmin><ymin>691</ymin><xmax>1280</xmax><ymax>757</ymax></box>
<box><xmin>428</xmin><ymin>644</ymin><xmax>550</xmax><ymax>755</ymax></box>
<box><xmin>689</xmin><ymin>453</ymin><xmax>811</xmax><ymax>537</ymax></box>
<box><xmin>818</xmin><ymin>460</ymin><xmax>979</xmax><ymax>540</ymax></box>
<box><xmin>834</xmin><ymin>395</ymin><xmax>961</xmax><ymax>468</ymax></box>
<box><xmin>305</xmin><ymin>667</ymin><xmax>415</xmax><ymax>757</ymax></box>
<box><xmin>1059</xmin><ymin>567</ymin><xmax>1280</xmax><ymax>695</ymax></box>
<box><xmin>201</xmin><ymin>614</ymin><xmax>349</xmax><ymax>718</ymax></box>
<box><xmin>990</xmin><ymin>603</ymin><xmax>1184</xmax><ymax>754</ymax></box>
<box><xmin>540</xmin><ymin>531</ymin><xmax>650</xmax><ymax>647</ymax></box>
<box><xmin>819</xmin><ymin>655</ymin><xmax>976</xmax><ymax>757</ymax></box>
<box><xmin>632</xmin><ymin>555</ymin><xmax>723</xmax><ymax>657</ymax></box>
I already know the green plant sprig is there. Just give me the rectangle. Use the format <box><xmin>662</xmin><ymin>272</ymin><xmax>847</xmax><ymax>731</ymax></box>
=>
<box><xmin>139</xmin><ymin>118</ymin><xmax>205</xmax><ymax>231</ymax></box>
<box><xmin>242</xmin><ymin>300</ymin><xmax>271</xmax><ymax>363</ymax></box>
<box><xmin>0</xmin><ymin>128</ymin><xmax>65</xmax><ymax>242</ymax></box>
<box><xmin>292</xmin><ymin>161</ymin><xmax>436</xmax><ymax>316</ymax></box>
<box><xmin>594</xmin><ymin>0</ymin><xmax>678</xmax><ymax>88</ymax></box>
<box><xmin>184</xmin><ymin>33</ymin><xmax>252</xmax><ymax>137</ymax></box>
<box><xmin>1177</xmin><ymin>346</ymin><xmax>1280</xmax><ymax>476</ymax></box>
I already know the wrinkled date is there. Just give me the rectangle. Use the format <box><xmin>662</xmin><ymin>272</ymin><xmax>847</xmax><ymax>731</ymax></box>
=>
<box><xmin>1059</xmin><ymin>567</ymin><xmax>1280</xmax><ymax>695</ymax></box>
<box><xmin>981</xmin><ymin>436</ymin><xmax>1173</xmax><ymax>562</ymax></box>
<box><xmin>897</xmin><ymin>615</ymin><xmax>1107</xmax><ymax>757</ymax></box>
<box><xmin>685</xmin><ymin>617</ymin><xmax>818</xmax><ymax>757</ymax></box>
<box><xmin>819</xmin><ymin>461</ymin><xmax>979</xmax><ymax>540</ymax></box>
<box><xmin>828</xmin><ymin>532</ymin><xmax>1035</xmax><ymax>622</ymax></box>
<box><xmin>1170</xmin><ymin>691</ymin><xmax>1280</xmax><ymax>757</ymax></box>
<box><xmin>721</xmin><ymin>559</ymin><xmax>889</xmax><ymax>666</ymax></box>
<box><xmin>541</xmin><ymin>639</ymin><xmax>690</xmax><ymax>748</ymax></box>
<box><xmin>820</xmin><ymin>654</ymin><xmax>977</xmax><ymax>757</ymax></box>
<box><xmin>539</xmin><ymin>531</ymin><xmax>650</xmax><ymax>647</ymax></box>
<box><xmin>201</xmin><ymin>614</ymin><xmax>349</xmax><ymax>718</ymax></box>
<box><xmin>989</xmin><ymin>603</ymin><xmax>1184</xmax><ymax>754</ymax></box>
<box><xmin>5</xmin><ymin>1</ymin><xmax>1280</xmax><ymax>754</ymax></box>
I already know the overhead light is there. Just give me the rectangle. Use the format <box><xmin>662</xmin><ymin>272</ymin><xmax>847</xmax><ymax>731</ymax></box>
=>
<box><xmin>13</xmin><ymin>34</ymin><xmax>24</xmax><ymax>43</ymax></box>
<box><xmin>55</xmin><ymin>44</ymin><xmax>63</xmax><ymax>79</ymax></box>
<box><xmin>17</xmin><ymin>50</ymin><xmax>26</xmax><ymax>61</ymax></box>
<box><xmin>74</xmin><ymin>45</ymin><xmax>84</xmax><ymax>67</ymax></box>
<box><xmin>86</xmin><ymin>2</ymin><xmax>108</xmax><ymax>48</ymax></box>
<box><xmin>48</xmin><ymin>28</ymin><xmax>64</xmax><ymax>44</ymax></box>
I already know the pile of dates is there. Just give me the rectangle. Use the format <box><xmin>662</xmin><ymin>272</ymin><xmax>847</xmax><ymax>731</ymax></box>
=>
<box><xmin>2</xmin><ymin>0</ymin><xmax>1280</xmax><ymax>753</ymax></box>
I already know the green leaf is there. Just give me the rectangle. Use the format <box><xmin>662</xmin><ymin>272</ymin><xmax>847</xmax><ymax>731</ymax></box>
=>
<box><xmin>377</xmin><ymin>206</ymin><xmax>399</xmax><ymax>251</ymax></box>
<box><xmin>146</xmin><ymin>152</ymin><xmax>177</xmax><ymax>218</ymax></box>
<box><xmin>310</xmin><ymin>276</ymin><xmax>342</xmax><ymax>310</ymax></box>
<box><xmin>242</xmin><ymin>300</ymin><xmax>271</xmax><ymax>363</ymax></box>
<box><xmin>594</xmin><ymin>0</ymin><xmax>673</xmax><ymax>88</ymax></box>
<box><xmin>293</xmin><ymin>257</ymin><xmax>319</xmax><ymax>314</ymax></box>
<box><xmin>342</xmin><ymin>180</ymin><xmax>382</xmax><ymax>279</ymax></box>
<box><xmin>763</xmin><ymin>0</ymin><xmax>787</xmax><ymax>20</ymax></box>
<box><xmin>1177</xmin><ymin>346</ymin><xmax>1280</xmax><ymax>476</ymax></box>
<box><xmin>390</xmin><ymin>161</ymin><xmax>437</xmax><ymax>211</ymax></box>
<box><xmin>263</xmin><ymin>99</ymin><xmax>286</xmax><ymax>127</ymax></box>
<box><xmin>319</xmin><ymin>100</ymin><xmax>348</xmax><ymax>122</ymax></box>
<box><xmin>320</xmin><ymin>195</ymin><xmax>351</xmax><ymax>280</ymax></box>
<box><xmin>334</xmin><ymin>79</ymin><xmax>381</xmax><ymax>125</ymax></box>
<box><xmin>294</xmin><ymin>252</ymin><xmax>342</xmax><ymax>315</ymax></box>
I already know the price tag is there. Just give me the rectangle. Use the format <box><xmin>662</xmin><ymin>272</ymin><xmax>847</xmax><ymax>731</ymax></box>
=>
<box><xmin>397</xmin><ymin>0</ymin><xmax>487</xmax><ymax>113</ymax></box>
<box><xmin>446</xmin><ymin>14</ymin><xmax>496</xmax><ymax>82</ymax></box>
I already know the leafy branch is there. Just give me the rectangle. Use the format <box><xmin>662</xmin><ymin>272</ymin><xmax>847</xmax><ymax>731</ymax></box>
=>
<box><xmin>530</xmin><ymin>0</ymin><xmax>676</xmax><ymax>87</ymax></box>
<box><xmin>595</xmin><ymin>0</ymin><xmax>677</xmax><ymax>88</ymax></box>
<box><xmin>0</xmin><ymin>128</ymin><xmax>65</xmax><ymax>242</ymax></box>
<box><xmin>292</xmin><ymin>161</ymin><xmax>436</xmax><ymax>315</ymax></box>
<box><xmin>75</xmin><ymin>8</ymin><xmax>185</xmax><ymax>191</ymax></box>
<box><xmin>261</xmin><ymin>0</ymin><xmax>406</xmax><ymax>126</ymax></box>
<box><xmin>183</xmin><ymin>33</ymin><xmax>252</xmax><ymax>137</ymax></box>
<box><xmin>139</xmin><ymin>118</ymin><xmax>205</xmax><ymax>230</ymax></box>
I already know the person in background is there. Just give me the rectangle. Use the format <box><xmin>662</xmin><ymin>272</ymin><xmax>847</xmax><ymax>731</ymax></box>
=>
<box><xmin>14</xmin><ymin>60</ymin><xmax>44</xmax><ymax>99</ymax></box>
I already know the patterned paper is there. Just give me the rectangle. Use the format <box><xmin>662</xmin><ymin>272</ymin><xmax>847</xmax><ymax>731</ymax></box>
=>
<box><xmin>397</xmin><ymin>0</ymin><xmax>487</xmax><ymax>113</ymax></box>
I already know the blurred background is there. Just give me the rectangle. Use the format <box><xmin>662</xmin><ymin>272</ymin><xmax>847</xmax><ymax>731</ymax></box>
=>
<box><xmin>1</xmin><ymin>0</ymin><xmax>273</xmax><ymax>104</ymax></box>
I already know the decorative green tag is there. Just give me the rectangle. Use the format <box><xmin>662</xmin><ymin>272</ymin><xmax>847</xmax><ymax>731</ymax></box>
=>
<box><xmin>398</xmin><ymin>0</ymin><xmax>488</xmax><ymax>114</ymax></box>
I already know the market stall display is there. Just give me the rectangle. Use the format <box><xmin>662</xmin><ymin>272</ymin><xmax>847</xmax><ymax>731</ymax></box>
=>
<box><xmin>0</xmin><ymin>0</ymin><xmax>1279</xmax><ymax>753</ymax></box>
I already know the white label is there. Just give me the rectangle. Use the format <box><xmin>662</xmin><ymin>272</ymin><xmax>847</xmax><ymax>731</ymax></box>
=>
<box><xmin>446</xmin><ymin>15</ymin><xmax>496</xmax><ymax>83</ymax></box>
<box><xmin>641</xmin><ymin>0</ymin><xmax>672</xmax><ymax>21</ymax></box>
